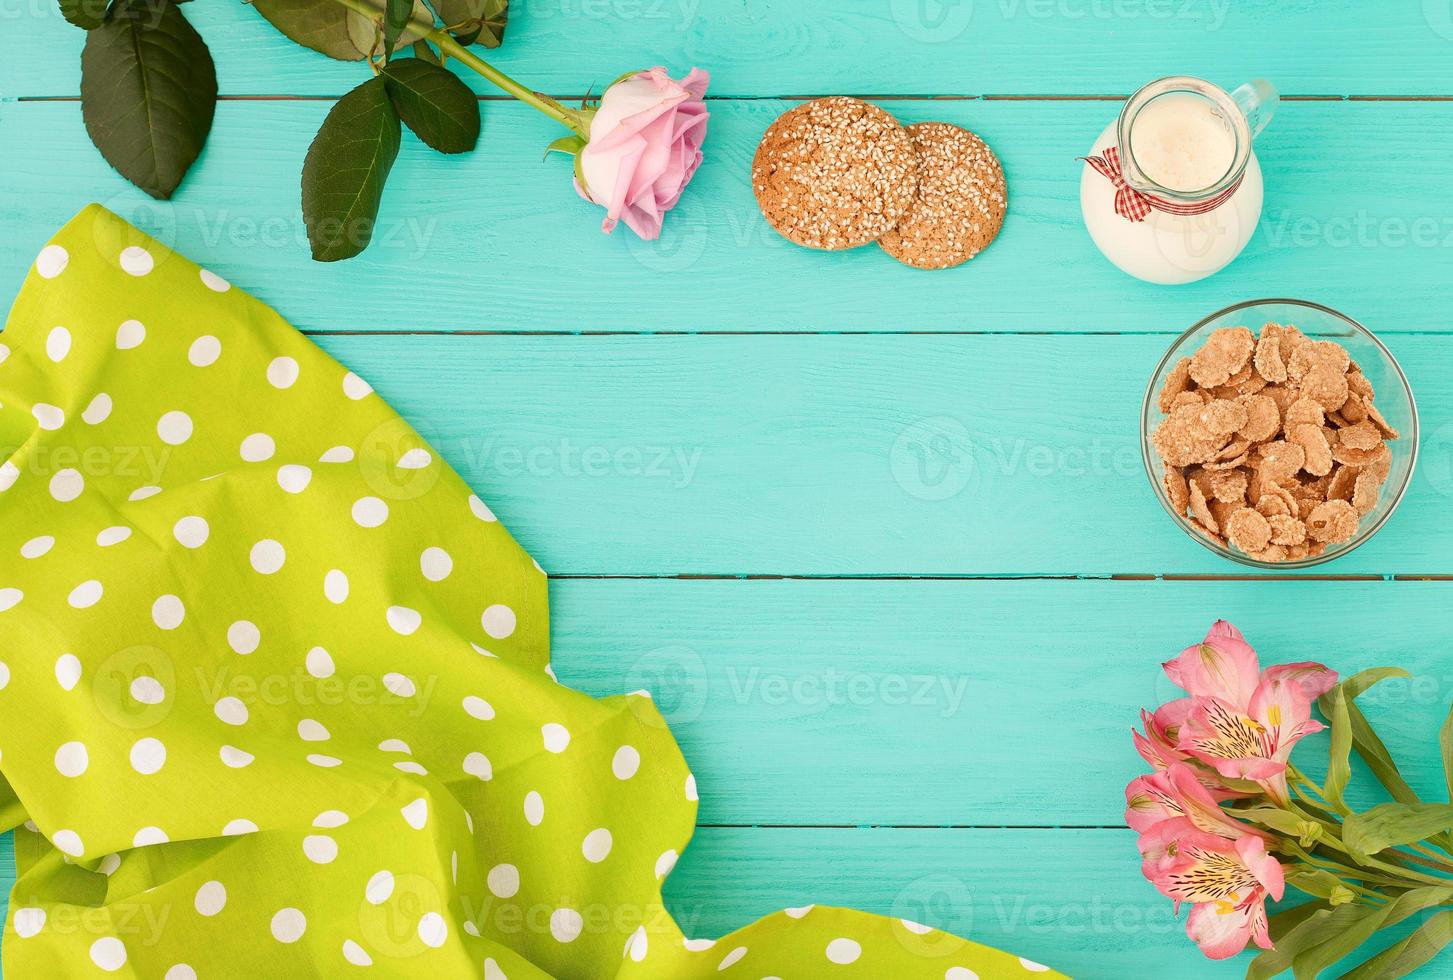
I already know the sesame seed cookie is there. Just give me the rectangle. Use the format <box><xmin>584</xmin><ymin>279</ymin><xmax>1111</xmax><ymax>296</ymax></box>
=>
<box><xmin>752</xmin><ymin>97</ymin><xmax>920</xmax><ymax>251</ymax></box>
<box><xmin>879</xmin><ymin>122</ymin><xmax>1007</xmax><ymax>270</ymax></box>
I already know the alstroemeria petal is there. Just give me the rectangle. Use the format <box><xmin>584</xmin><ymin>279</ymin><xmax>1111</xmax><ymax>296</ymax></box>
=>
<box><xmin>1163</xmin><ymin>622</ymin><xmax>1261</xmax><ymax>706</ymax></box>
<box><xmin>1186</xmin><ymin>900</ymin><xmax>1259</xmax><ymax>960</ymax></box>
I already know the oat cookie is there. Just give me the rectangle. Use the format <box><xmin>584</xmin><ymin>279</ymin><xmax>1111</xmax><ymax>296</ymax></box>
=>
<box><xmin>752</xmin><ymin>97</ymin><xmax>919</xmax><ymax>251</ymax></box>
<box><xmin>879</xmin><ymin>122</ymin><xmax>1007</xmax><ymax>270</ymax></box>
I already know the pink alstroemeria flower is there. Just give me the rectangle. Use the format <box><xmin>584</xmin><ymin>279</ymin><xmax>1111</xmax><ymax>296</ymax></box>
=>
<box><xmin>1138</xmin><ymin>817</ymin><xmax>1286</xmax><ymax>960</ymax></box>
<box><xmin>1125</xmin><ymin>763</ymin><xmax>1270</xmax><ymax>840</ymax></box>
<box><xmin>1161</xmin><ymin>621</ymin><xmax>1337</xmax><ymax>802</ymax></box>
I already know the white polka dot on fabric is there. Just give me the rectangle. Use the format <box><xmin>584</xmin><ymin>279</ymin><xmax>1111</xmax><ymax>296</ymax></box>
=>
<box><xmin>0</xmin><ymin>661</ymin><xmax>9</xmax><ymax>689</ymax></box>
<box><xmin>13</xmin><ymin>906</ymin><xmax>45</xmax><ymax>938</ymax></box>
<box><xmin>173</xmin><ymin>516</ymin><xmax>210</xmax><ymax>549</ymax></box>
<box><xmin>656</xmin><ymin>849</ymin><xmax>678</xmax><ymax>880</ymax></box>
<box><xmin>320</xmin><ymin>445</ymin><xmax>354</xmax><ymax>463</ymax></box>
<box><xmin>717</xmin><ymin>946</ymin><xmax>747</xmax><ymax>971</ymax></box>
<box><xmin>50</xmin><ymin>468</ymin><xmax>84</xmax><ymax>502</ymax></box>
<box><xmin>96</xmin><ymin>526</ymin><xmax>131</xmax><ymax>547</ymax></box>
<box><xmin>223</xmin><ymin>819</ymin><xmax>258</xmax><ymax>836</ymax></box>
<box><xmin>487</xmin><ymin>863</ymin><xmax>519</xmax><ymax>898</ymax></box>
<box><xmin>383</xmin><ymin>672</ymin><xmax>417</xmax><ymax>698</ymax></box>
<box><xmin>266</xmin><ymin>357</ymin><xmax>300</xmax><ymax>390</ymax></box>
<box><xmin>482</xmin><ymin>604</ymin><xmax>516</xmax><ymax>640</ymax></box>
<box><xmin>128</xmin><ymin>485</ymin><xmax>161</xmax><ymax>502</ymax></box>
<box><xmin>165</xmin><ymin>966</ymin><xmax>198</xmax><ymax>980</ymax></box>
<box><xmin>612</xmin><ymin>746</ymin><xmax>640</xmax><ymax>780</ymax></box>
<box><xmin>302</xmin><ymin>835</ymin><xmax>338</xmax><ymax>865</ymax></box>
<box><xmin>365</xmin><ymin>870</ymin><xmax>395</xmax><ymax>905</ymax></box>
<box><xmin>324</xmin><ymin>569</ymin><xmax>349</xmax><ymax>604</ymax></box>
<box><xmin>626</xmin><ymin>926</ymin><xmax>648</xmax><ymax>962</ymax></box>
<box><xmin>686</xmin><ymin>774</ymin><xmax>699</xmax><ymax>801</ymax></box>
<box><xmin>0</xmin><ymin>462</ymin><xmax>19</xmax><ymax>493</ymax></box>
<box><xmin>825</xmin><ymin>938</ymin><xmax>861</xmax><ymax>965</ymax></box>
<box><xmin>55</xmin><ymin>654</ymin><xmax>82</xmax><ymax>691</ymax></box>
<box><xmin>352</xmin><ymin>496</ymin><xmax>389</xmax><ymax>528</ymax></box>
<box><xmin>1018</xmin><ymin>959</ymin><xmax>1051</xmax><ymax>973</ymax></box>
<box><xmin>541</xmin><ymin>723</ymin><xmax>570</xmax><ymax>753</ymax></box>
<box><xmin>582</xmin><ymin>828</ymin><xmax>613</xmax><ymax>863</ymax></box>
<box><xmin>378</xmin><ymin>739</ymin><xmax>410</xmax><ymax>754</ymax></box>
<box><xmin>199</xmin><ymin>267</ymin><xmax>231</xmax><ymax>292</ymax></box>
<box><xmin>68</xmin><ymin>580</ymin><xmax>103</xmax><ymax>609</ymax></box>
<box><xmin>32</xmin><ymin>403</ymin><xmax>64</xmax><ymax>431</ymax></box>
<box><xmin>524</xmin><ymin>791</ymin><xmax>544</xmax><ymax>826</ymax></box>
<box><xmin>194</xmin><ymin>880</ymin><xmax>227</xmax><ymax>916</ymax></box>
<box><xmin>342</xmin><ymin>940</ymin><xmax>372</xmax><ymax>967</ymax></box>
<box><xmin>462</xmin><ymin>696</ymin><xmax>494</xmax><ymax>721</ymax></box>
<box><xmin>130</xmin><ymin>737</ymin><xmax>166</xmax><ymax>775</ymax></box>
<box><xmin>484</xmin><ymin>958</ymin><xmax>506</xmax><ymax>980</ymax></box>
<box><xmin>0</xmin><ymin>343</ymin><xmax>7</xmax><ymax>366</ymax></box>
<box><xmin>82</xmin><ymin>393</ymin><xmax>113</xmax><ymax>425</ymax></box>
<box><xmin>785</xmin><ymin>905</ymin><xmax>814</xmax><ymax>919</ymax></box>
<box><xmin>417</xmin><ymin>912</ymin><xmax>447</xmax><ymax>949</ymax></box>
<box><xmin>214</xmin><ymin>697</ymin><xmax>248</xmax><ymax>726</ymax></box>
<box><xmin>133</xmin><ymin>826</ymin><xmax>168</xmax><ymax>847</ymax></box>
<box><xmin>157</xmin><ymin>411</ymin><xmax>193</xmax><ymax>446</ymax></box>
<box><xmin>944</xmin><ymin>968</ymin><xmax>980</xmax><ymax>980</ymax></box>
<box><xmin>420</xmin><ymin>547</ymin><xmax>452</xmax><ymax>582</ymax></box>
<box><xmin>130</xmin><ymin>675</ymin><xmax>165</xmax><ymax>704</ymax></box>
<box><xmin>462</xmin><ymin>752</ymin><xmax>492</xmax><ymax>781</ymax></box>
<box><xmin>115</xmin><ymin>319</ymin><xmax>146</xmax><ymax>350</ymax></box>
<box><xmin>219</xmin><ymin>746</ymin><xmax>254</xmax><ymax>768</ymax></box>
<box><xmin>398</xmin><ymin>448</ymin><xmax>431</xmax><ymax>470</ymax></box>
<box><xmin>55</xmin><ymin>741</ymin><xmax>89</xmax><ymax>777</ymax></box>
<box><xmin>276</xmin><ymin>464</ymin><xmax>312</xmax><ymax>494</ymax></box>
<box><xmin>306</xmin><ymin>754</ymin><xmax>341</xmax><ymax>768</ymax></box>
<box><xmin>119</xmin><ymin>246</ymin><xmax>153</xmax><ymax>276</ymax></box>
<box><xmin>152</xmin><ymin>594</ymin><xmax>185</xmax><ymax>630</ymax></box>
<box><xmin>297</xmin><ymin>719</ymin><xmax>330</xmax><ymax>742</ymax></box>
<box><xmin>386</xmin><ymin>606</ymin><xmax>421</xmax><ymax>636</ymax></box>
<box><xmin>394</xmin><ymin>760</ymin><xmax>428</xmax><ymax>776</ymax></box>
<box><xmin>227</xmin><ymin>621</ymin><xmax>260</xmax><ymax>655</ymax></box>
<box><xmin>250</xmin><ymin>539</ymin><xmax>286</xmax><ymax>574</ymax></box>
<box><xmin>98</xmin><ymin>854</ymin><xmax>121</xmax><ymax>876</ymax></box>
<box><xmin>271</xmin><ymin>908</ymin><xmax>307</xmax><ymax>944</ymax></box>
<box><xmin>0</xmin><ymin>589</ymin><xmax>23</xmax><ymax>614</ymax></box>
<box><xmin>550</xmin><ymin>908</ymin><xmax>583</xmax><ymax>944</ymax></box>
<box><xmin>684</xmin><ymin>938</ymin><xmax>716</xmax><ymax>952</ymax></box>
<box><xmin>305</xmin><ymin>647</ymin><xmax>335</xmax><ymax>679</ymax></box>
<box><xmin>401</xmin><ymin>798</ymin><xmax>428</xmax><ymax>830</ymax></box>
<box><xmin>240</xmin><ymin>433</ymin><xmax>275</xmax><ymax>462</ymax></box>
<box><xmin>188</xmin><ymin>335</ymin><xmax>222</xmax><ymax>367</ymax></box>
<box><xmin>342</xmin><ymin>372</ymin><xmax>373</xmax><ymax>400</ymax></box>
<box><xmin>36</xmin><ymin>244</ymin><xmax>68</xmax><ymax>278</ymax></box>
<box><xmin>468</xmin><ymin>494</ymin><xmax>497</xmax><ymax>522</ymax></box>
<box><xmin>53</xmin><ymin>829</ymin><xmax>84</xmax><ymax>857</ymax></box>
<box><xmin>45</xmin><ymin>327</ymin><xmax>72</xmax><ymax>363</ymax></box>
<box><xmin>314</xmin><ymin>810</ymin><xmax>349</xmax><ymax>828</ymax></box>
<box><xmin>90</xmin><ymin>936</ymin><xmax>127</xmax><ymax>971</ymax></box>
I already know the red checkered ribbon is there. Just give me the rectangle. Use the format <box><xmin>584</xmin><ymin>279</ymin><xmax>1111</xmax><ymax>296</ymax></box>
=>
<box><xmin>1079</xmin><ymin>146</ymin><xmax>1242</xmax><ymax>223</ymax></box>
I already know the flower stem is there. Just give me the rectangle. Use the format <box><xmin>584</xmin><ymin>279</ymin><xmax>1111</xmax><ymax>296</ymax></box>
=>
<box><xmin>322</xmin><ymin>0</ymin><xmax>587</xmax><ymax>137</ymax></box>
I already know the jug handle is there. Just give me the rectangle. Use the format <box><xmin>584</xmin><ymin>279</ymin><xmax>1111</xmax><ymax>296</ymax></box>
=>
<box><xmin>1231</xmin><ymin>79</ymin><xmax>1277</xmax><ymax>140</ymax></box>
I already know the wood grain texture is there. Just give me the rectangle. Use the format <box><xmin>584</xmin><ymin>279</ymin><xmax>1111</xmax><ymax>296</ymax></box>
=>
<box><xmin>5</xmin><ymin>99</ymin><xmax>1453</xmax><ymax>333</ymax></box>
<box><xmin>301</xmin><ymin>333</ymin><xmax>1453</xmax><ymax>576</ymax></box>
<box><xmin>7</xmin><ymin>0</ymin><xmax>1453</xmax><ymax>97</ymax></box>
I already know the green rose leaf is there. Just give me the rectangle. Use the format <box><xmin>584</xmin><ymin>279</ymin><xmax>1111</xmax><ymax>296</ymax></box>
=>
<box><xmin>1342</xmin><ymin>801</ymin><xmax>1453</xmax><ymax>864</ymax></box>
<box><xmin>383</xmin><ymin>0</ymin><xmax>413</xmax><ymax>60</ymax></box>
<box><xmin>251</xmin><ymin>0</ymin><xmax>431</xmax><ymax>61</ymax></box>
<box><xmin>301</xmin><ymin>76</ymin><xmax>402</xmax><ymax>262</ymax></box>
<box><xmin>433</xmin><ymin>0</ymin><xmax>507</xmax><ymax>47</ymax></box>
<box><xmin>80</xmin><ymin>0</ymin><xmax>216</xmax><ymax>200</ymax></box>
<box><xmin>59</xmin><ymin>0</ymin><xmax>109</xmax><ymax>29</ymax></box>
<box><xmin>380</xmin><ymin>59</ymin><xmax>480</xmax><ymax>154</ymax></box>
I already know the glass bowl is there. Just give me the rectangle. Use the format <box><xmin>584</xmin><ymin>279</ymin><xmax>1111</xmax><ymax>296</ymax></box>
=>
<box><xmin>1142</xmin><ymin>299</ymin><xmax>1418</xmax><ymax>568</ymax></box>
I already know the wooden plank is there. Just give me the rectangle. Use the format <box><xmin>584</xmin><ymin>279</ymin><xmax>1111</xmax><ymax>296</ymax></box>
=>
<box><xmin>553</xmin><ymin>578</ymin><xmax>1453</xmax><ymax>826</ymax></box>
<box><xmin>5</xmin><ymin>1</ymin><xmax>1453</xmax><ymax>97</ymax></box>
<box><xmin>301</xmin><ymin>333</ymin><xmax>1450</xmax><ymax>576</ymax></box>
<box><xmin>6</xmin><ymin>99</ymin><xmax>1453</xmax><ymax>334</ymax></box>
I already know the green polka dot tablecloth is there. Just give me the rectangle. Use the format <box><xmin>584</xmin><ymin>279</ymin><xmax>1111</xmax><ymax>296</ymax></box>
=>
<box><xmin>0</xmin><ymin>205</ymin><xmax>1065</xmax><ymax>979</ymax></box>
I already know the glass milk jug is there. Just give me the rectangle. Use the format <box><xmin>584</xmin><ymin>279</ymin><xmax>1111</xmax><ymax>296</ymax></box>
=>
<box><xmin>1079</xmin><ymin>76</ymin><xmax>1277</xmax><ymax>285</ymax></box>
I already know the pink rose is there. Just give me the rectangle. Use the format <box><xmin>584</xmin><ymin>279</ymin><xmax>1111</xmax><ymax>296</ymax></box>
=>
<box><xmin>576</xmin><ymin>67</ymin><xmax>710</xmax><ymax>240</ymax></box>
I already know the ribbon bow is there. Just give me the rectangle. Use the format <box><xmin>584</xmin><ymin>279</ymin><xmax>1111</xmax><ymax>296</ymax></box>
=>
<box><xmin>1079</xmin><ymin>145</ymin><xmax>1242</xmax><ymax>223</ymax></box>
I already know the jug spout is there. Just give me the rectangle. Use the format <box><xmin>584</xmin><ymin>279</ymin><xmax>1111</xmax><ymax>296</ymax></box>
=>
<box><xmin>1231</xmin><ymin>79</ymin><xmax>1277</xmax><ymax>140</ymax></box>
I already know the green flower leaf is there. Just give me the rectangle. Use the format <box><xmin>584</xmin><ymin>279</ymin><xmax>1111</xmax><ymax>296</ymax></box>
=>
<box><xmin>1290</xmin><ymin>903</ymin><xmax>1389</xmax><ymax>980</ymax></box>
<box><xmin>80</xmin><ymin>0</ymin><xmax>216</xmax><ymax>200</ymax></box>
<box><xmin>380</xmin><ymin>59</ymin><xmax>480</xmax><ymax>154</ymax></box>
<box><xmin>1319</xmin><ymin>671</ymin><xmax>1421</xmax><ymax>808</ymax></box>
<box><xmin>58</xmin><ymin>0</ymin><xmax>109</xmax><ymax>29</ymax></box>
<box><xmin>1342</xmin><ymin>801</ymin><xmax>1453</xmax><ymax>865</ymax></box>
<box><xmin>1441</xmin><ymin>695</ymin><xmax>1453</xmax><ymax>803</ymax></box>
<box><xmin>1337</xmin><ymin>909</ymin><xmax>1453</xmax><ymax>979</ymax></box>
<box><xmin>433</xmin><ymin>0</ymin><xmax>507</xmax><ymax>47</ymax></box>
<box><xmin>544</xmin><ymin>135</ymin><xmax>586</xmax><ymax>158</ymax></box>
<box><xmin>251</xmin><ymin>0</ymin><xmax>431</xmax><ymax>61</ymax></box>
<box><xmin>301</xmin><ymin>76</ymin><xmax>401</xmax><ymax>262</ymax></box>
<box><xmin>1324</xmin><ymin>685</ymin><xmax>1352</xmax><ymax>812</ymax></box>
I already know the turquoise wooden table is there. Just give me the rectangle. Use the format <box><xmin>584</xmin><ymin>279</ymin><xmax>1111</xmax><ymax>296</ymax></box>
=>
<box><xmin>6</xmin><ymin>3</ymin><xmax>1453</xmax><ymax>977</ymax></box>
